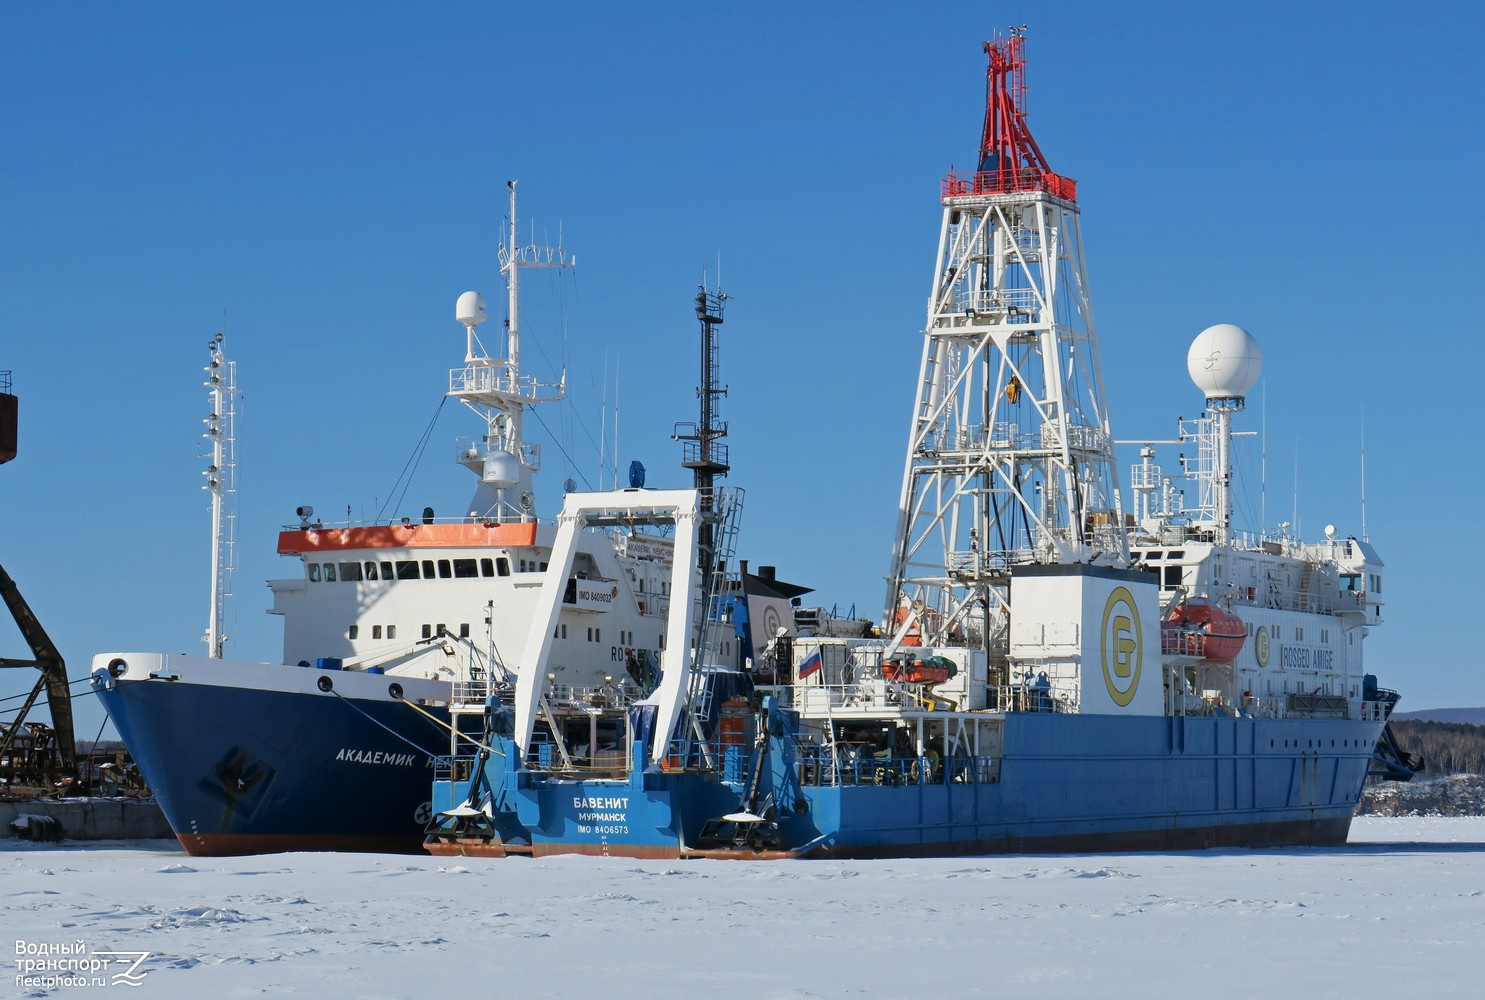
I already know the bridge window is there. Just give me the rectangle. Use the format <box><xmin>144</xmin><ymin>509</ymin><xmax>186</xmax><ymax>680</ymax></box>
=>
<box><xmin>339</xmin><ymin>562</ymin><xmax>363</xmax><ymax>582</ymax></box>
<box><xmin>380</xmin><ymin>561</ymin><xmax>393</xmax><ymax>580</ymax></box>
<box><xmin>422</xmin><ymin>624</ymin><xmax>432</xmax><ymax>639</ymax></box>
<box><xmin>373</xmin><ymin>625</ymin><xmax>383</xmax><ymax>639</ymax></box>
<box><xmin>386</xmin><ymin>625</ymin><xmax>396</xmax><ymax>639</ymax></box>
<box><xmin>453</xmin><ymin>559</ymin><xmax>478</xmax><ymax>579</ymax></box>
<box><xmin>421</xmin><ymin>560</ymin><xmax>436</xmax><ymax>579</ymax></box>
<box><xmin>323</xmin><ymin>563</ymin><xmax>337</xmax><ymax>582</ymax></box>
<box><xmin>349</xmin><ymin>625</ymin><xmax>359</xmax><ymax>640</ymax></box>
<box><xmin>437</xmin><ymin>559</ymin><xmax>452</xmax><ymax>579</ymax></box>
<box><xmin>459</xmin><ymin>623</ymin><xmax>470</xmax><ymax>638</ymax></box>
<box><xmin>496</xmin><ymin>558</ymin><xmax>511</xmax><ymax>576</ymax></box>
<box><xmin>363</xmin><ymin>561</ymin><xmax>379</xmax><ymax>580</ymax></box>
<box><xmin>308</xmin><ymin>563</ymin><xmax>321</xmax><ymax>582</ymax></box>
<box><xmin>395</xmin><ymin>560</ymin><xmax>419</xmax><ymax>580</ymax></box>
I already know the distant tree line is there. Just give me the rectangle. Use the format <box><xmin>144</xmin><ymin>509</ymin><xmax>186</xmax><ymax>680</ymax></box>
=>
<box><xmin>1388</xmin><ymin>720</ymin><xmax>1485</xmax><ymax>775</ymax></box>
<box><xmin>1358</xmin><ymin>721</ymin><xmax>1485</xmax><ymax>815</ymax></box>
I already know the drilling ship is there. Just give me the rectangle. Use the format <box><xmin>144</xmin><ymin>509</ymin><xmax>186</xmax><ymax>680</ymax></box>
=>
<box><xmin>425</xmin><ymin>35</ymin><xmax>1418</xmax><ymax>860</ymax></box>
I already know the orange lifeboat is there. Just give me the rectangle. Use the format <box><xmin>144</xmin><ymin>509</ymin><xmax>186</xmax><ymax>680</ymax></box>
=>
<box><xmin>1162</xmin><ymin>601</ymin><xmax>1246</xmax><ymax>664</ymax></box>
<box><xmin>882</xmin><ymin>656</ymin><xmax>956</xmax><ymax>685</ymax></box>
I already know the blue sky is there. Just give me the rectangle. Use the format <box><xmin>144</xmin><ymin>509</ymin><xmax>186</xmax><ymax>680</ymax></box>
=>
<box><xmin>3</xmin><ymin>1</ymin><xmax>1482</xmax><ymax>746</ymax></box>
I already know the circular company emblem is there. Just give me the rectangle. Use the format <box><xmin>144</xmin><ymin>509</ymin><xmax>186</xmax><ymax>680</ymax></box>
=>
<box><xmin>762</xmin><ymin>604</ymin><xmax>783</xmax><ymax>638</ymax></box>
<box><xmin>1101</xmin><ymin>586</ymin><xmax>1142</xmax><ymax>707</ymax></box>
<box><xmin>414</xmin><ymin>801</ymin><xmax>433</xmax><ymax>825</ymax></box>
<box><xmin>1254</xmin><ymin>625</ymin><xmax>1270</xmax><ymax>668</ymax></box>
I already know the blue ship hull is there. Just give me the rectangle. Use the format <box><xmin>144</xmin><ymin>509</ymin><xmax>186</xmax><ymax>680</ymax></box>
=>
<box><xmin>427</xmin><ymin>710</ymin><xmax>1383</xmax><ymax>859</ymax></box>
<box><xmin>93</xmin><ymin>657</ymin><xmax>452</xmax><ymax>856</ymax></box>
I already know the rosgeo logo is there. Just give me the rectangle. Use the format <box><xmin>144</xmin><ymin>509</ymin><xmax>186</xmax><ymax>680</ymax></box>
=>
<box><xmin>1101</xmin><ymin>586</ymin><xmax>1142</xmax><ymax>706</ymax></box>
<box><xmin>1254</xmin><ymin>625</ymin><xmax>1271</xmax><ymax>668</ymax></box>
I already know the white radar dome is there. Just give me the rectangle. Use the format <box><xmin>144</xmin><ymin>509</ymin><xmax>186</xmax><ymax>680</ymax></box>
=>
<box><xmin>481</xmin><ymin>450</ymin><xmax>520</xmax><ymax>489</ymax></box>
<box><xmin>456</xmin><ymin>290</ymin><xmax>488</xmax><ymax>327</ymax></box>
<box><xmin>1187</xmin><ymin>323</ymin><xmax>1262</xmax><ymax>400</ymax></box>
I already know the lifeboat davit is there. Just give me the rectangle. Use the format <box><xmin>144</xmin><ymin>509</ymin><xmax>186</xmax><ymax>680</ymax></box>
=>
<box><xmin>1162</xmin><ymin>601</ymin><xmax>1246</xmax><ymax>664</ymax></box>
<box><xmin>892</xmin><ymin>605</ymin><xmax>925</xmax><ymax>647</ymax></box>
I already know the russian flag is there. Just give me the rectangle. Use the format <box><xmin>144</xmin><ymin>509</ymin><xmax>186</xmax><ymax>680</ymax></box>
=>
<box><xmin>798</xmin><ymin>648</ymin><xmax>823</xmax><ymax>679</ymax></box>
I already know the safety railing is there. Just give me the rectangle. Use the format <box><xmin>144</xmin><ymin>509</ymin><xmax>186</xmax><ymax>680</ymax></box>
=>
<box><xmin>1359</xmin><ymin>699</ymin><xmax>1394</xmax><ymax>722</ymax></box>
<box><xmin>448</xmin><ymin>363</ymin><xmax>562</xmax><ymax>401</ymax></box>
<box><xmin>797</xmin><ymin>750</ymin><xmax>998</xmax><ymax>788</ymax></box>
<box><xmin>657</xmin><ymin>736</ymin><xmax>751</xmax><ymax>781</ymax></box>
<box><xmin>451</xmin><ymin>680</ymin><xmax>491</xmax><ymax>704</ymax></box>
<box><xmin>941</xmin><ymin>169</ymin><xmax>1078</xmax><ymax>202</ymax></box>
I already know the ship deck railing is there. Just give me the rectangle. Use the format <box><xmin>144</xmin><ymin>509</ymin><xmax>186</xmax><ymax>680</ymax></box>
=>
<box><xmin>793</xmin><ymin>681</ymin><xmax>937</xmax><ymax>716</ymax></box>
<box><xmin>1359</xmin><ymin>699</ymin><xmax>1395</xmax><ymax>722</ymax></box>
<box><xmin>451</xmin><ymin>680</ymin><xmax>491</xmax><ymax>705</ymax></box>
<box><xmin>538</xmin><ymin>681</ymin><xmax>638</xmax><ymax>713</ymax></box>
<box><xmin>796</xmin><ymin>748</ymin><xmax>998</xmax><ymax>788</ymax></box>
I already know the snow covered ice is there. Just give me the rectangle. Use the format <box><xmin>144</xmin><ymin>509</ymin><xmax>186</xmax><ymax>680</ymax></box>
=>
<box><xmin>5</xmin><ymin>817</ymin><xmax>1482</xmax><ymax>999</ymax></box>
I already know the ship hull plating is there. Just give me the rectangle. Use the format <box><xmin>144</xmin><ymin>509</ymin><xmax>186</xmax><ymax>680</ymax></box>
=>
<box><xmin>428</xmin><ymin>713</ymin><xmax>1381</xmax><ymax>860</ymax></box>
<box><xmin>94</xmin><ymin>658</ymin><xmax>450</xmax><ymax>857</ymax></box>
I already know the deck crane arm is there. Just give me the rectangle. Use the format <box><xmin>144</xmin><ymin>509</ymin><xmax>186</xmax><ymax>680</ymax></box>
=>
<box><xmin>0</xmin><ymin>562</ymin><xmax>77</xmax><ymax>778</ymax></box>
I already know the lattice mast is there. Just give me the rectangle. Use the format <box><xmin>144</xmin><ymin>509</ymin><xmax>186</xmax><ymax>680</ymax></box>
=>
<box><xmin>885</xmin><ymin>31</ymin><xmax>1127</xmax><ymax>648</ymax></box>
<box><xmin>451</xmin><ymin>180</ymin><xmax>570</xmax><ymax>521</ymax></box>
<box><xmin>674</xmin><ymin>285</ymin><xmax>730</xmax><ymax>566</ymax></box>
<box><xmin>203</xmin><ymin>333</ymin><xmax>236</xmax><ymax>659</ymax></box>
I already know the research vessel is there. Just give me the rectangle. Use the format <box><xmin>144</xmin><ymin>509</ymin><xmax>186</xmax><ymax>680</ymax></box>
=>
<box><xmin>92</xmin><ymin>186</ymin><xmax>796</xmax><ymax>856</ymax></box>
<box><xmin>424</xmin><ymin>35</ymin><xmax>1419</xmax><ymax>861</ymax></box>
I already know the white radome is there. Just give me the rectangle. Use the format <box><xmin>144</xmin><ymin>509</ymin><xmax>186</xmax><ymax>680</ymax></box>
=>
<box><xmin>456</xmin><ymin>290</ymin><xmax>488</xmax><ymax>328</ymax></box>
<box><xmin>481</xmin><ymin>450</ymin><xmax>521</xmax><ymax>489</ymax></box>
<box><xmin>1187</xmin><ymin>323</ymin><xmax>1262</xmax><ymax>399</ymax></box>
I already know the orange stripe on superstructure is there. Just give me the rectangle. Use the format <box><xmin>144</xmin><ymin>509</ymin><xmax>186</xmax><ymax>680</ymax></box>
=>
<box><xmin>277</xmin><ymin>521</ymin><xmax>539</xmax><ymax>555</ymax></box>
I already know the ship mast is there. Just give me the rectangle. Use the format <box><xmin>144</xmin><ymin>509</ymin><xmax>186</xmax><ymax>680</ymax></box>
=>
<box><xmin>885</xmin><ymin>31</ymin><xmax>1127</xmax><ymax>649</ymax></box>
<box><xmin>674</xmin><ymin>284</ymin><xmax>730</xmax><ymax>568</ymax></box>
<box><xmin>1183</xmin><ymin>323</ymin><xmax>1263</xmax><ymax>545</ymax></box>
<box><xmin>450</xmin><ymin>181</ymin><xmax>570</xmax><ymax>521</ymax></box>
<box><xmin>203</xmin><ymin>333</ymin><xmax>236</xmax><ymax>658</ymax></box>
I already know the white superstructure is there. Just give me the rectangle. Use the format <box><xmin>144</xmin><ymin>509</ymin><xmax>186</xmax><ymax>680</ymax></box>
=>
<box><xmin>260</xmin><ymin>184</ymin><xmax>717</xmax><ymax>702</ymax></box>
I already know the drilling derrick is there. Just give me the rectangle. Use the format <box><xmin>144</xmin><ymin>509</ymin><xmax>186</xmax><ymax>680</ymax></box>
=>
<box><xmin>885</xmin><ymin>32</ymin><xmax>1127</xmax><ymax>652</ymax></box>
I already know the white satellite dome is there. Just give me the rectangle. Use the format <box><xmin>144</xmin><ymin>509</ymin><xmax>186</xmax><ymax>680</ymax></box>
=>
<box><xmin>1187</xmin><ymin>323</ymin><xmax>1262</xmax><ymax>399</ymax></box>
<box><xmin>481</xmin><ymin>450</ymin><xmax>521</xmax><ymax>489</ymax></box>
<box><xmin>456</xmin><ymin>290</ymin><xmax>488</xmax><ymax>328</ymax></box>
